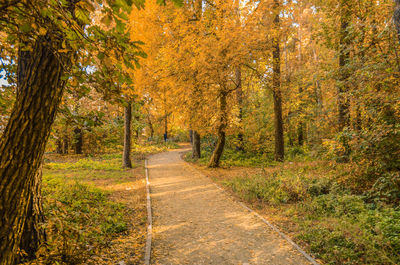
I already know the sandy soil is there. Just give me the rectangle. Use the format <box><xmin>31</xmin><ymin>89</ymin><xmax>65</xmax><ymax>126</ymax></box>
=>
<box><xmin>148</xmin><ymin>146</ymin><xmax>312</xmax><ymax>265</ymax></box>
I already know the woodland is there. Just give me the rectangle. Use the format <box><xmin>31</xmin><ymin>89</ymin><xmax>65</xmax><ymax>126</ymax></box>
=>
<box><xmin>0</xmin><ymin>0</ymin><xmax>399</xmax><ymax>264</ymax></box>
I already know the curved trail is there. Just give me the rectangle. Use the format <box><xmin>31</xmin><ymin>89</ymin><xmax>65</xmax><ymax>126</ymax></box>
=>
<box><xmin>148</xmin><ymin>146</ymin><xmax>313</xmax><ymax>265</ymax></box>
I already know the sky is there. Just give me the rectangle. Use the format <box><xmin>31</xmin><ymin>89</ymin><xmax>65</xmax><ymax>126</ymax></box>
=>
<box><xmin>0</xmin><ymin>69</ymin><xmax>10</xmax><ymax>86</ymax></box>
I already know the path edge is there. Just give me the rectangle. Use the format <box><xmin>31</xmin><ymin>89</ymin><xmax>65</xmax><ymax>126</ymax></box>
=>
<box><xmin>144</xmin><ymin>159</ymin><xmax>152</xmax><ymax>265</ymax></box>
<box><xmin>182</xmin><ymin>155</ymin><xmax>320</xmax><ymax>265</ymax></box>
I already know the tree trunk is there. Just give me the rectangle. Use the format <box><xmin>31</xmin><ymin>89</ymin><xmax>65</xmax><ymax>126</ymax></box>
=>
<box><xmin>15</xmin><ymin>46</ymin><xmax>47</xmax><ymax>263</ymax></box>
<box><xmin>209</xmin><ymin>91</ymin><xmax>227</xmax><ymax>168</ymax></box>
<box><xmin>147</xmin><ymin>110</ymin><xmax>154</xmax><ymax>139</ymax></box>
<box><xmin>56</xmin><ymin>138</ymin><xmax>63</xmax><ymax>154</ymax></box>
<box><xmin>192</xmin><ymin>130</ymin><xmax>201</xmax><ymax>159</ymax></box>
<box><xmin>0</xmin><ymin>34</ymin><xmax>68</xmax><ymax>265</ymax></box>
<box><xmin>394</xmin><ymin>0</ymin><xmax>400</xmax><ymax>43</ymax></box>
<box><xmin>298</xmin><ymin>86</ymin><xmax>304</xmax><ymax>146</ymax></box>
<box><xmin>18</xmin><ymin>168</ymin><xmax>46</xmax><ymax>262</ymax></box>
<box><xmin>63</xmin><ymin>136</ymin><xmax>69</xmax><ymax>154</ymax></box>
<box><xmin>338</xmin><ymin>0</ymin><xmax>351</xmax><ymax>131</ymax></box>
<box><xmin>235</xmin><ymin>67</ymin><xmax>244</xmax><ymax>152</ymax></box>
<box><xmin>123</xmin><ymin>102</ymin><xmax>132</xmax><ymax>168</ymax></box>
<box><xmin>272</xmin><ymin>0</ymin><xmax>284</xmax><ymax>162</ymax></box>
<box><xmin>164</xmin><ymin>111</ymin><xmax>168</xmax><ymax>141</ymax></box>
<box><xmin>189</xmin><ymin>130</ymin><xmax>193</xmax><ymax>145</ymax></box>
<box><xmin>73</xmin><ymin>127</ymin><xmax>83</xmax><ymax>154</ymax></box>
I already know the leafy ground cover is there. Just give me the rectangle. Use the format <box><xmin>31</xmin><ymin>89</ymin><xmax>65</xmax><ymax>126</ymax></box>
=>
<box><xmin>27</xmin><ymin>143</ymin><xmax>179</xmax><ymax>265</ymax></box>
<box><xmin>31</xmin><ymin>154</ymin><xmax>146</xmax><ymax>265</ymax></box>
<box><xmin>185</xmin><ymin>149</ymin><xmax>400</xmax><ymax>265</ymax></box>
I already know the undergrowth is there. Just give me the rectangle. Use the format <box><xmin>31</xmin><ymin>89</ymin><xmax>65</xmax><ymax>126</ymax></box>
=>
<box><xmin>186</xmin><ymin>142</ymin><xmax>400</xmax><ymax>265</ymax></box>
<box><xmin>29</xmin><ymin>153</ymin><xmax>144</xmax><ymax>264</ymax></box>
<box><xmin>220</xmin><ymin>168</ymin><xmax>400</xmax><ymax>265</ymax></box>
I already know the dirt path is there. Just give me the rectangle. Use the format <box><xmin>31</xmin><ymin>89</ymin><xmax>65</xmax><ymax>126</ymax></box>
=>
<box><xmin>148</xmin><ymin>147</ymin><xmax>313</xmax><ymax>265</ymax></box>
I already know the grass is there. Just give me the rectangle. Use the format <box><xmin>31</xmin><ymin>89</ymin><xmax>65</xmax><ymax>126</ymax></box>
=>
<box><xmin>187</xmin><ymin>148</ymin><xmax>400</xmax><ymax>265</ymax></box>
<box><xmin>29</xmin><ymin>152</ymin><xmax>148</xmax><ymax>265</ymax></box>
<box><xmin>33</xmin><ymin>142</ymin><xmax>181</xmax><ymax>264</ymax></box>
<box><xmin>184</xmin><ymin>147</ymin><xmax>278</xmax><ymax>167</ymax></box>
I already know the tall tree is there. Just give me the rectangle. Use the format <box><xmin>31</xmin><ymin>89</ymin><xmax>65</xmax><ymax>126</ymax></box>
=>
<box><xmin>337</xmin><ymin>0</ymin><xmax>351</xmax><ymax>132</ymax></box>
<box><xmin>272</xmin><ymin>0</ymin><xmax>284</xmax><ymax>161</ymax></box>
<box><xmin>0</xmin><ymin>32</ymin><xmax>70</xmax><ymax>264</ymax></box>
<box><xmin>0</xmin><ymin>0</ymin><xmax>151</xmax><ymax>262</ymax></box>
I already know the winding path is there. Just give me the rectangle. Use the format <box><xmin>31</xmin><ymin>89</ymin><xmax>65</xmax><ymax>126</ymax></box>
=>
<box><xmin>148</xmin><ymin>146</ymin><xmax>313</xmax><ymax>265</ymax></box>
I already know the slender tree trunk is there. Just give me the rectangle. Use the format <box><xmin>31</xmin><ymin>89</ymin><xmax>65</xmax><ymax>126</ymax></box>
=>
<box><xmin>298</xmin><ymin>87</ymin><xmax>304</xmax><ymax>146</ymax></box>
<box><xmin>209</xmin><ymin>91</ymin><xmax>227</xmax><ymax>168</ymax></box>
<box><xmin>63</xmin><ymin>136</ymin><xmax>69</xmax><ymax>154</ymax></box>
<box><xmin>123</xmin><ymin>102</ymin><xmax>132</xmax><ymax>168</ymax></box>
<box><xmin>272</xmin><ymin>0</ymin><xmax>284</xmax><ymax>162</ymax></box>
<box><xmin>56</xmin><ymin>138</ymin><xmax>63</xmax><ymax>154</ymax></box>
<box><xmin>164</xmin><ymin>112</ymin><xmax>168</xmax><ymax>141</ymax></box>
<box><xmin>338</xmin><ymin>0</ymin><xmax>351</xmax><ymax>131</ymax></box>
<box><xmin>192</xmin><ymin>130</ymin><xmax>201</xmax><ymax>159</ymax></box>
<box><xmin>73</xmin><ymin>127</ymin><xmax>83</xmax><ymax>154</ymax></box>
<box><xmin>235</xmin><ymin>67</ymin><xmax>244</xmax><ymax>151</ymax></box>
<box><xmin>0</xmin><ymin>34</ymin><xmax>68</xmax><ymax>265</ymax></box>
<box><xmin>297</xmin><ymin>22</ymin><xmax>305</xmax><ymax>146</ymax></box>
<box><xmin>147</xmin><ymin>110</ymin><xmax>154</xmax><ymax>139</ymax></box>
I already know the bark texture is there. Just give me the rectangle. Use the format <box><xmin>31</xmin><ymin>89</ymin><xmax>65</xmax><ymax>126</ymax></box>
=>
<box><xmin>0</xmin><ymin>34</ymin><xmax>68</xmax><ymax>265</ymax></box>
<box><xmin>19</xmin><ymin>169</ymin><xmax>46</xmax><ymax>262</ymax></box>
<box><xmin>394</xmin><ymin>0</ymin><xmax>400</xmax><ymax>43</ymax></box>
<box><xmin>272</xmin><ymin>0</ymin><xmax>284</xmax><ymax>162</ymax></box>
<box><xmin>123</xmin><ymin>102</ymin><xmax>132</xmax><ymax>168</ymax></box>
<box><xmin>209</xmin><ymin>92</ymin><xmax>227</xmax><ymax>168</ymax></box>
<box><xmin>192</xmin><ymin>130</ymin><xmax>201</xmax><ymax>159</ymax></box>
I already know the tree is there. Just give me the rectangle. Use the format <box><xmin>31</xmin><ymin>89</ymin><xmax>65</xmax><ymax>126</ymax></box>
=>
<box><xmin>123</xmin><ymin>101</ymin><xmax>133</xmax><ymax>168</ymax></box>
<box><xmin>337</xmin><ymin>0</ymin><xmax>351</xmax><ymax>132</ymax></box>
<box><xmin>272</xmin><ymin>0</ymin><xmax>284</xmax><ymax>162</ymax></box>
<box><xmin>0</xmin><ymin>0</ymin><xmax>150</xmax><ymax>262</ymax></box>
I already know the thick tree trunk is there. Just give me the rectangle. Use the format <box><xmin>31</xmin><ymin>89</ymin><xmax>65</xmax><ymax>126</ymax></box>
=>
<box><xmin>18</xmin><ymin>168</ymin><xmax>46</xmax><ymax>262</ymax></box>
<box><xmin>15</xmin><ymin>46</ymin><xmax>47</xmax><ymax>263</ymax></box>
<box><xmin>73</xmin><ymin>127</ymin><xmax>83</xmax><ymax>154</ymax></box>
<box><xmin>123</xmin><ymin>102</ymin><xmax>132</xmax><ymax>168</ymax></box>
<box><xmin>209</xmin><ymin>92</ymin><xmax>227</xmax><ymax>168</ymax></box>
<box><xmin>189</xmin><ymin>130</ymin><xmax>193</xmax><ymax>144</ymax></box>
<box><xmin>394</xmin><ymin>0</ymin><xmax>400</xmax><ymax>43</ymax></box>
<box><xmin>338</xmin><ymin>0</ymin><xmax>351</xmax><ymax>131</ymax></box>
<box><xmin>272</xmin><ymin>0</ymin><xmax>284</xmax><ymax>162</ymax></box>
<box><xmin>0</xmin><ymin>34</ymin><xmax>67</xmax><ymax>265</ymax></box>
<box><xmin>192</xmin><ymin>130</ymin><xmax>201</xmax><ymax>159</ymax></box>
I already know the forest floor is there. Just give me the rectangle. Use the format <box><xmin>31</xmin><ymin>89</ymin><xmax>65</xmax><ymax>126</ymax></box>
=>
<box><xmin>148</xmin><ymin>145</ymin><xmax>312</xmax><ymax>265</ymax></box>
<box><xmin>27</xmin><ymin>143</ymin><xmax>179</xmax><ymax>265</ymax></box>
<box><xmin>39</xmin><ymin>153</ymin><xmax>147</xmax><ymax>265</ymax></box>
